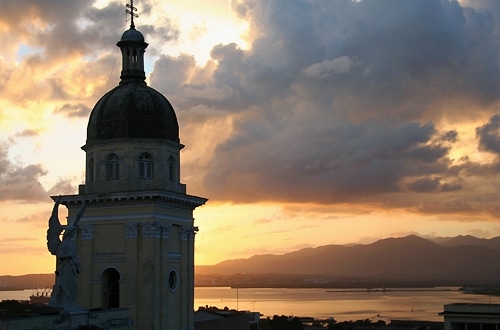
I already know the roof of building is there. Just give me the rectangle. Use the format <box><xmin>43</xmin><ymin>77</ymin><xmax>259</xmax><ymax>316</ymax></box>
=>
<box><xmin>440</xmin><ymin>303</ymin><xmax>500</xmax><ymax>316</ymax></box>
<box><xmin>120</xmin><ymin>26</ymin><xmax>145</xmax><ymax>42</ymax></box>
<box><xmin>87</xmin><ymin>82</ymin><xmax>179</xmax><ymax>143</ymax></box>
<box><xmin>0</xmin><ymin>300</ymin><xmax>59</xmax><ymax>319</ymax></box>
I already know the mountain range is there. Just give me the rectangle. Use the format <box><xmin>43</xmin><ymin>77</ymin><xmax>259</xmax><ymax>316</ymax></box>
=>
<box><xmin>3</xmin><ymin>235</ymin><xmax>500</xmax><ymax>290</ymax></box>
<box><xmin>195</xmin><ymin>235</ymin><xmax>500</xmax><ymax>284</ymax></box>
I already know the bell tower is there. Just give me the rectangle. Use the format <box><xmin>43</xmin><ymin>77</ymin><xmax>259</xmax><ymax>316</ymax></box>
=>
<box><xmin>58</xmin><ymin>2</ymin><xmax>207</xmax><ymax>329</ymax></box>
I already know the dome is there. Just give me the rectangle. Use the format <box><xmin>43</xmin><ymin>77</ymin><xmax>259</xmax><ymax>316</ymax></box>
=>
<box><xmin>120</xmin><ymin>27</ymin><xmax>145</xmax><ymax>42</ymax></box>
<box><xmin>86</xmin><ymin>82</ymin><xmax>179</xmax><ymax>144</ymax></box>
<box><xmin>85</xmin><ymin>22</ymin><xmax>179</xmax><ymax>146</ymax></box>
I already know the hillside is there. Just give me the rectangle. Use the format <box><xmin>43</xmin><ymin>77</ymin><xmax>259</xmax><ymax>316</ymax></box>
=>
<box><xmin>4</xmin><ymin>235</ymin><xmax>500</xmax><ymax>289</ymax></box>
<box><xmin>431</xmin><ymin>235</ymin><xmax>500</xmax><ymax>250</ymax></box>
<box><xmin>196</xmin><ymin>235</ymin><xmax>500</xmax><ymax>284</ymax></box>
<box><xmin>0</xmin><ymin>274</ymin><xmax>54</xmax><ymax>291</ymax></box>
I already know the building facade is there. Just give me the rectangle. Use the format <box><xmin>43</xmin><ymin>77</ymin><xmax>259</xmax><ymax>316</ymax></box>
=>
<box><xmin>57</xmin><ymin>16</ymin><xmax>206</xmax><ymax>330</ymax></box>
<box><xmin>440</xmin><ymin>303</ymin><xmax>500</xmax><ymax>330</ymax></box>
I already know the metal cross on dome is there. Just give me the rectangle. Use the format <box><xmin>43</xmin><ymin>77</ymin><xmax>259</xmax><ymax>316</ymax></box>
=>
<box><xmin>126</xmin><ymin>0</ymin><xmax>139</xmax><ymax>28</ymax></box>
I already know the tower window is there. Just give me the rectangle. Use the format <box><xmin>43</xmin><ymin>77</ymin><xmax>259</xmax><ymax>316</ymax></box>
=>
<box><xmin>139</xmin><ymin>152</ymin><xmax>153</xmax><ymax>178</ymax></box>
<box><xmin>132</xmin><ymin>49</ymin><xmax>138</xmax><ymax>64</ymax></box>
<box><xmin>101</xmin><ymin>267</ymin><xmax>120</xmax><ymax>309</ymax></box>
<box><xmin>106</xmin><ymin>153</ymin><xmax>119</xmax><ymax>180</ymax></box>
<box><xmin>168</xmin><ymin>156</ymin><xmax>175</xmax><ymax>181</ymax></box>
<box><xmin>88</xmin><ymin>157</ymin><xmax>95</xmax><ymax>182</ymax></box>
<box><xmin>168</xmin><ymin>270</ymin><xmax>178</xmax><ymax>292</ymax></box>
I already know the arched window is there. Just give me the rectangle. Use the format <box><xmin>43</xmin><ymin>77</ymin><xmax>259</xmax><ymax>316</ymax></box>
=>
<box><xmin>139</xmin><ymin>152</ymin><xmax>153</xmax><ymax>178</ymax></box>
<box><xmin>106</xmin><ymin>153</ymin><xmax>119</xmax><ymax>180</ymax></box>
<box><xmin>168</xmin><ymin>269</ymin><xmax>178</xmax><ymax>292</ymax></box>
<box><xmin>101</xmin><ymin>267</ymin><xmax>120</xmax><ymax>309</ymax></box>
<box><xmin>168</xmin><ymin>156</ymin><xmax>175</xmax><ymax>181</ymax></box>
<box><xmin>88</xmin><ymin>157</ymin><xmax>94</xmax><ymax>182</ymax></box>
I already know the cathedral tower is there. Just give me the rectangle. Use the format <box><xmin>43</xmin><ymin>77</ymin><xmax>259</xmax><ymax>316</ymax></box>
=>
<box><xmin>58</xmin><ymin>4</ymin><xmax>206</xmax><ymax>329</ymax></box>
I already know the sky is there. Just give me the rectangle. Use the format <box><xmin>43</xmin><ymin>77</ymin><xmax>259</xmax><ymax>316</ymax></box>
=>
<box><xmin>2</xmin><ymin>0</ymin><xmax>500</xmax><ymax>275</ymax></box>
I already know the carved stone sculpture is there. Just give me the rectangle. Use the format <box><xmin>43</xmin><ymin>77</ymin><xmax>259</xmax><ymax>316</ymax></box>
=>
<box><xmin>46</xmin><ymin>196</ymin><xmax>86</xmax><ymax>312</ymax></box>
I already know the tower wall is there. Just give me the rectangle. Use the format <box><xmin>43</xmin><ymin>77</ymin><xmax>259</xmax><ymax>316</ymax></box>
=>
<box><xmin>83</xmin><ymin>139</ymin><xmax>185</xmax><ymax>194</ymax></box>
<box><xmin>66</xmin><ymin>17</ymin><xmax>207</xmax><ymax>330</ymax></box>
<box><xmin>64</xmin><ymin>193</ymin><xmax>203</xmax><ymax>330</ymax></box>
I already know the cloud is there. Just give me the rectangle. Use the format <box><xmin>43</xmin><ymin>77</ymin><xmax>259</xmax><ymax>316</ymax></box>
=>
<box><xmin>14</xmin><ymin>130</ymin><xmax>39</xmax><ymax>138</ymax></box>
<box><xmin>47</xmin><ymin>179</ymin><xmax>78</xmax><ymax>196</ymax></box>
<box><xmin>466</xmin><ymin>228</ymin><xmax>493</xmax><ymax>238</ymax></box>
<box><xmin>0</xmin><ymin>0</ymin><xmax>180</xmax><ymax>120</ymax></box>
<box><xmin>254</xmin><ymin>218</ymin><xmax>272</xmax><ymax>225</ymax></box>
<box><xmin>5</xmin><ymin>0</ymin><xmax>500</xmax><ymax>220</ymax></box>
<box><xmin>15</xmin><ymin>211</ymin><xmax>50</xmax><ymax>228</ymax></box>
<box><xmin>202</xmin><ymin>120</ymin><xmax>455</xmax><ymax>203</ymax></box>
<box><xmin>0</xmin><ymin>142</ymin><xmax>49</xmax><ymax>202</ymax></box>
<box><xmin>54</xmin><ymin>103</ymin><xmax>92</xmax><ymax>118</ymax></box>
<box><xmin>0</xmin><ymin>236</ymin><xmax>46</xmax><ymax>255</ymax></box>
<box><xmin>441</xmin><ymin>130</ymin><xmax>458</xmax><ymax>143</ymax></box>
<box><xmin>407</xmin><ymin>177</ymin><xmax>442</xmax><ymax>193</ymax></box>
<box><xmin>303</xmin><ymin>56</ymin><xmax>355</xmax><ymax>78</ymax></box>
<box><xmin>146</xmin><ymin>0</ymin><xmax>500</xmax><ymax>219</ymax></box>
<box><xmin>477</xmin><ymin>115</ymin><xmax>500</xmax><ymax>154</ymax></box>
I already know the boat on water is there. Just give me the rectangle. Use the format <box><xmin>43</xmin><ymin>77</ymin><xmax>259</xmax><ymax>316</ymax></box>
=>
<box><xmin>29</xmin><ymin>288</ymin><xmax>51</xmax><ymax>304</ymax></box>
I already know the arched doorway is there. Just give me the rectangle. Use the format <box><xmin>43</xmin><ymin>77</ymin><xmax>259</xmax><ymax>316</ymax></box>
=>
<box><xmin>101</xmin><ymin>267</ymin><xmax>120</xmax><ymax>308</ymax></box>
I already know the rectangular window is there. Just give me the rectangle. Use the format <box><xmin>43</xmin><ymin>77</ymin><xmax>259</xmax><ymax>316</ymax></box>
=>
<box><xmin>452</xmin><ymin>322</ymin><xmax>466</xmax><ymax>330</ymax></box>
<box><xmin>467</xmin><ymin>323</ymin><xmax>481</xmax><ymax>330</ymax></box>
<box><xmin>107</xmin><ymin>163</ymin><xmax>119</xmax><ymax>180</ymax></box>
<box><xmin>483</xmin><ymin>324</ymin><xmax>496</xmax><ymax>330</ymax></box>
<box><xmin>139</xmin><ymin>162</ymin><xmax>152</xmax><ymax>178</ymax></box>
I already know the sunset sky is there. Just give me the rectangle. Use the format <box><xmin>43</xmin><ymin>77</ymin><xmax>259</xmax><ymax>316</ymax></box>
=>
<box><xmin>2</xmin><ymin>0</ymin><xmax>500</xmax><ymax>275</ymax></box>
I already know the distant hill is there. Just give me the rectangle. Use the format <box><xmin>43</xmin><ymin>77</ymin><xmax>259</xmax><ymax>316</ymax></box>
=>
<box><xmin>5</xmin><ymin>235</ymin><xmax>500</xmax><ymax>290</ymax></box>
<box><xmin>431</xmin><ymin>235</ymin><xmax>500</xmax><ymax>250</ymax></box>
<box><xmin>0</xmin><ymin>274</ymin><xmax>54</xmax><ymax>291</ymax></box>
<box><xmin>196</xmin><ymin>235</ymin><xmax>500</xmax><ymax>284</ymax></box>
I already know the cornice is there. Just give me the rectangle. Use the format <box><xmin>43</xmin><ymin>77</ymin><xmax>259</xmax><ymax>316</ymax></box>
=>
<box><xmin>52</xmin><ymin>190</ymin><xmax>207</xmax><ymax>209</ymax></box>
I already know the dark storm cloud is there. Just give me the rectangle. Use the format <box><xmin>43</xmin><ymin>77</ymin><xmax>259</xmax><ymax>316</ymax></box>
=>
<box><xmin>2</xmin><ymin>1</ymin><xmax>139</xmax><ymax>57</ymax></box>
<box><xmin>25</xmin><ymin>0</ymin><xmax>178</xmax><ymax>60</ymax></box>
<box><xmin>407</xmin><ymin>177</ymin><xmax>441</xmax><ymax>193</ymax></box>
<box><xmin>440</xmin><ymin>181</ymin><xmax>463</xmax><ymax>192</ymax></box>
<box><xmin>441</xmin><ymin>130</ymin><xmax>458</xmax><ymax>143</ymax></box>
<box><xmin>2</xmin><ymin>0</ymin><xmax>103</xmax><ymax>58</ymax></box>
<box><xmin>150</xmin><ymin>54</ymin><xmax>197</xmax><ymax>96</ymax></box>
<box><xmin>153</xmin><ymin>0</ymin><xmax>500</xmax><ymax>115</ymax></box>
<box><xmin>0</xmin><ymin>0</ymin><xmax>91</xmax><ymax>28</ymax></box>
<box><xmin>147</xmin><ymin>0</ymin><xmax>500</xmax><ymax>214</ymax></box>
<box><xmin>477</xmin><ymin>115</ymin><xmax>500</xmax><ymax>154</ymax></box>
<box><xmin>450</xmin><ymin>156</ymin><xmax>500</xmax><ymax>177</ymax></box>
<box><xmin>205</xmin><ymin>120</ymin><xmax>453</xmax><ymax>203</ymax></box>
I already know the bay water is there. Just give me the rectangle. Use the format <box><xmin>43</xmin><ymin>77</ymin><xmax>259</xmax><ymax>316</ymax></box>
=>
<box><xmin>195</xmin><ymin>287</ymin><xmax>500</xmax><ymax>322</ymax></box>
<box><xmin>3</xmin><ymin>287</ymin><xmax>500</xmax><ymax>322</ymax></box>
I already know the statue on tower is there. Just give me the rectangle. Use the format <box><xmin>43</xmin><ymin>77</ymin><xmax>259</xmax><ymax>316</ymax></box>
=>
<box><xmin>46</xmin><ymin>196</ymin><xmax>86</xmax><ymax>311</ymax></box>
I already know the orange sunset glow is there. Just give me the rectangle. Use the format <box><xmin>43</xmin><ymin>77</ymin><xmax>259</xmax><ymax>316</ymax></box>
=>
<box><xmin>2</xmin><ymin>0</ymin><xmax>500</xmax><ymax>276</ymax></box>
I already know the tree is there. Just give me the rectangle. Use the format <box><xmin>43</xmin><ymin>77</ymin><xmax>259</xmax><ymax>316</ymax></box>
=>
<box><xmin>267</xmin><ymin>315</ymin><xmax>304</xmax><ymax>330</ymax></box>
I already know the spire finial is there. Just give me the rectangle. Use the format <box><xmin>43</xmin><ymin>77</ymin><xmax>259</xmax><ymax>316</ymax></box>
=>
<box><xmin>126</xmin><ymin>0</ymin><xmax>138</xmax><ymax>29</ymax></box>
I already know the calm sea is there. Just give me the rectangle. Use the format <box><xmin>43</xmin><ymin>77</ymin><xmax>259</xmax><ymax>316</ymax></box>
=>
<box><xmin>194</xmin><ymin>287</ymin><xmax>500</xmax><ymax>322</ymax></box>
<box><xmin>3</xmin><ymin>287</ymin><xmax>500</xmax><ymax>322</ymax></box>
